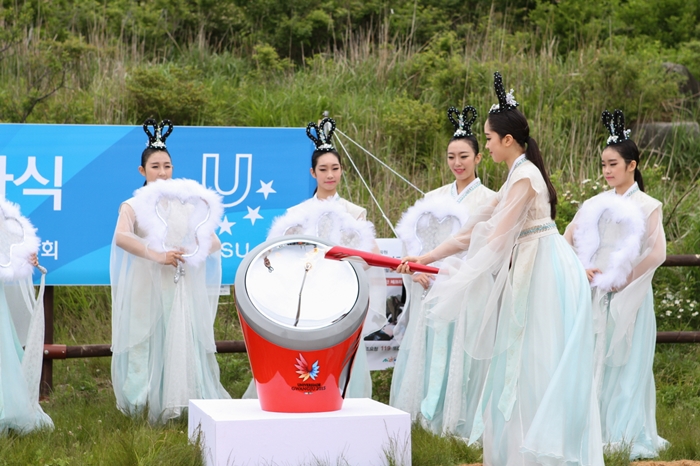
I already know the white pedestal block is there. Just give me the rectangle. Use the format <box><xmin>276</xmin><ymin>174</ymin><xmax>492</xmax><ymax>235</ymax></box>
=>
<box><xmin>188</xmin><ymin>398</ymin><xmax>411</xmax><ymax>466</ymax></box>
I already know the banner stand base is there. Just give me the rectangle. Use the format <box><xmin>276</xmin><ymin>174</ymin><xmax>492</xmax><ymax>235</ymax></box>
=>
<box><xmin>188</xmin><ymin>398</ymin><xmax>411</xmax><ymax>466</ymax></box>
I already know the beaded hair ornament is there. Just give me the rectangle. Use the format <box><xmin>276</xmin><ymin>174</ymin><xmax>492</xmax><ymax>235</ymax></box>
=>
<box><xmin>601</xmin><ymin>109</ymin><xmax>631</xmax><ymax>146</ymax></box>
<box><xmin>447</xmin><ymin>106</ymin><xmax>477</xmax><ymax>138</ymax></box>
<box><xmin>306</xmin><ymin>117</ymin><xmax>336</xmax><ymax>152</ymax></box>
<box><xmin>489</xmin><ymin>71</ymin><xmax>519</xmax><ymax>114</ymax></box>
<box><xmin>143</xmin><ymin>118</ymin><xmax>174</xmax><ymax>150</ymax></box>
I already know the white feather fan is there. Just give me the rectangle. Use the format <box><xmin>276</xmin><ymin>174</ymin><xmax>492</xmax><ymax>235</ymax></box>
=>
<box><xmin>267</xmin><ymin>198</ymin><xmax>376</xmax><ymax>252</ymax></box>
<box><xmin>0</xmin><ymin>198</ymin><xmax>40</xmax><ymax>281</ymax></box>
<box><xmin>130</xmin><ymin>178</ymin><xmax>224</xmax><ymax>267</ymax></box>
<box><xmin>573</xmin><ymin>192</ymin><xmax>646</xmax><ymax>292</ymax></box>
<box><xmin>395</xmin><ymin>195</ymin><xmax>470</xmax><ymax>256</ymax></box>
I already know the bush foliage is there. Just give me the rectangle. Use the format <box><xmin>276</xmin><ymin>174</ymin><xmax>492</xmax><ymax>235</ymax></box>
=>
<box><xmin>0</xmin><ymin>0</ymin><xmax>699</xmax><ymax>59</ymax></box>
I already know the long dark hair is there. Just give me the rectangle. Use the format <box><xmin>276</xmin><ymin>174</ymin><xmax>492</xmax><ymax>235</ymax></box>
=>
<box><xmin>140</xmin><ymin>147</ymin><xmax>171</xmax><ymax>186</ymax></box>
<box><xmin>607</xmin><ymin>139</ymin><xmax>645</xmax><ymax>192</ymax></box>
<box><xmin>448</xmin><ymin>135</ymin><xmax>480</xmax><ymax>177</ymax></box>
<box><xmin>487</xmin><ymin>109</ymin><xmax>558</xmax><ymax>219</ymax></box>
<box><xmin>311</xmin><ymin>149</ymin><xmax>341</xmax><ymax>196</ymax></box>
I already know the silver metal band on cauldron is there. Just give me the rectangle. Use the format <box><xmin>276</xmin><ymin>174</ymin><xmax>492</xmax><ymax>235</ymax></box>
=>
<box><xmin>235</xmin><ymin>235</ymin><xmax>370</xmax><ymax>352</ymax></box>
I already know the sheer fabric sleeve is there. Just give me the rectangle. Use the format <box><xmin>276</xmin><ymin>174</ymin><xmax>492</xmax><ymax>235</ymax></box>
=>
<box><xmin>209</xmin><ymin>232</ymin><xmax>221</xmax><ymax>253</ymax></box>
<box><xmin>603</xmin><ymin>204</ymin><xmax>665</xmax><ymax>366</ymax></box>
<box><xmin>5</xmin><ymin>275</ymin><xmax>51</xmax><ymax>423</ymax></box>
<box><xmin>626</xmin><ymin>206</ymin><xmax>665</xmax><ymax>285</ymax></box>
<box><xmin>364</xmin><ymin>217</ymin><xmax>388</xmax><ymax>336</ymax></box>
<box><xmin>114</xmin><ymin>203</ymin><xmax>166</xmax><ymax>264</ymax></box>
<box><xmin>563</xmin><ymin>213</ymin><xmax>578</xmax><ymax>246</ymax></box>
<box><xmin>422</xmin><ymin>177</ymin><xmax>535</xmax><ymax>360</ymax></box>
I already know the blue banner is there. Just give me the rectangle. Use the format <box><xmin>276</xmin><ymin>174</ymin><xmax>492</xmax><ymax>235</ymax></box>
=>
<box><xmin>0</xmin><ymin>124</ymin><xmax>315</xmax><ymax>285</ymax></box>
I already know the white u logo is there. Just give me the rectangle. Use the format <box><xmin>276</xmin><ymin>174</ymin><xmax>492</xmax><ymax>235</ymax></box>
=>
<box><xmin>201</xmin><ymin>153</ymin><xmax>252</xmax><ymax>207</ymax></box>
<box><xmin>235</xmin><ymin>243</ymin><xmax>249</xmax><ymax>258</ymax></box>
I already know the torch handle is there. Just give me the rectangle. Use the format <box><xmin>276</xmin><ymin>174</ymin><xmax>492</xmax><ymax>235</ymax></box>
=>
<box><xmin>324</xmin><ymin>246</ymin><xmax>439</xmax><ymax>274</ymax></box>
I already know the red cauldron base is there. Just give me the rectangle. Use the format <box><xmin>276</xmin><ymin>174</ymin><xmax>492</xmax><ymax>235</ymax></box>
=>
<box><xmin>240</xmin><ymin>313</ymin><xmax>363</xmax><ymax>413</ymax></box>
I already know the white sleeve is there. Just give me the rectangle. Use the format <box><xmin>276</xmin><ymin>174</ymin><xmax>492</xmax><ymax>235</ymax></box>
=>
<box><xmin>427</xmin><ymin>179</ymin><xmax>532</xmax><ymax>263</ymax></box>
<box><xmin>114</xmin><ymin>203</ymin><xmax>166</xmax><ymax>264</ymax></box>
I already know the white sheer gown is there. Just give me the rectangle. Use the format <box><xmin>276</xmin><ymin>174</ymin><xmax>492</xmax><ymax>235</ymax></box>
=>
<box><xmin>407</xmin><ymin>156</ymin><xmax>603</xmax><ymax>465</ymax></box>
<box><xmin>0</xmin><ymin>277</ymin><xmax>53</xmax><ymax>434</ymax></box>
<box><xmin>390</xmin><ymin>178</ymin><xmax>496</xmax><ymax>440</ymax></box>
<box><xmin>243</xmin><ymin>194</ymin><xmax>387</xmax><ymax>399</ymax></box>
<box><xmin>110</xmin><ymin>199</ymin><xmax>230</xmax><ymax>424</ymax></box>
<box><xmin>565</xmin><ymin>183</ymin><xmax>668</xmax><ymax>459</ymax></box>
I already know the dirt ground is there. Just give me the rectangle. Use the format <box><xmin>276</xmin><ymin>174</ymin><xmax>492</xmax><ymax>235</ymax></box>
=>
<box><xmin>634</xmin><ymin>462</ymin><xmax>700</xmax><ymax>466</ymax></box>
<box><xmin>459</xmin><ymin>463</ymin><xmax>700</xmax><ymax>466</ymax></box>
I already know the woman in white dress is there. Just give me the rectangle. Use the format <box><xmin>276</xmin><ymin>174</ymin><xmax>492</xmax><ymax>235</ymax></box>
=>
<box><xmin>110</xmin><ymin>119</ymin><xmax>230</xmax><ymax>424</ymax></box>
<box><xmin>243</xmin><ymin>117</ymin><xmax>386</xmax><ymax>399</ymax></box>
<box><xmin>565</xmin><ymin>109</ymin><xmax>668</xmax><ymax>459</ymax></box>
<box><xmin>0</xmin><ymin>201</ymin><xmax>53</xmax><ymax>435</ymax></box>
<box><xmin>398</xmin><ymin>72</ymin><xmax>603</xmax><ymax>465</ymax></box>
<box><xmin>287</xmin><ymin>119</ymin><xmax>369</xmax><ymax>225</ymax></box>
<box><xmin>390</xmin><ymin>105</ymin><xmax>496</xmax><ymax>440</ymax></box>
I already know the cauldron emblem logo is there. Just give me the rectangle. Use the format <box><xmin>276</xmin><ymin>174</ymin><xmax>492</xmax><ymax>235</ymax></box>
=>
<box><xmin>295</xmin><ymin>354</ymin><xmax>320</xmax><ymax>381</ymax></box>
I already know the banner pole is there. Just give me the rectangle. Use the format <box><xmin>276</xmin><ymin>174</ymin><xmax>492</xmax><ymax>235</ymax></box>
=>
<box><xmin>40</xmin><ymin>285</ymin><xmax>54</xmax><ymax>398</ymax></box>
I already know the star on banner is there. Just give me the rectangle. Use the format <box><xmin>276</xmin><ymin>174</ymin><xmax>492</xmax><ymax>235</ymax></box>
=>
<box><xmin>244</xmin><ymin>206</ymin><xmax>263</xmax><ymax>226</ymax></box>
<box><xmin>256</xmin><ymin>180</ymin><xmax>276</xmax><ymax>200</ymax></box>
<box><xmin>219</xmin><ymin>215</ymin><xmax>235</xmax><ymax>235</ymax></box>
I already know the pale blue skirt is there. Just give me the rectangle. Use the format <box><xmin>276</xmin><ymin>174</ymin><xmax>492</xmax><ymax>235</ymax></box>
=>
<box><xmin>597</xmin><ymin>288</ymin><xmax>668</xmax><ymax>459</ymax></box>
<box><xmin>390</xmin><ymin>290</ymin><xmax>488</xmax><ymax>440</ymax></box>
<box><xmin>478</xmin><ymin>234</ymin><xmax>603</xmax><ymax>465</ymax></box>
<box><xmin>0</xmin><ymin>286</ymin><xmax>52</xmax><ymax>434</ymax></box>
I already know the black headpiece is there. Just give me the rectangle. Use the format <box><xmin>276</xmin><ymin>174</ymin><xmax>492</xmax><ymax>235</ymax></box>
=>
<box><xmin>143</xmin><ymin>118</ymin><xmax>173</xmax><ymax>150</ymax></box>
<box><xmin>601</xmin><ymin>109</ymin><xmax>631</xmax><ymax>146</ymax></box>
<box><xmin>306</xmin><ymin>117</ymin><xmax>336</xmax><ymax>152</ymax></box>
<box><xmin>447</xmin><ymin>106</ymin><xmax>477</xmax><ymax>138</ymax></box>
<box><xmin>489</xmin><ymin>71</ymin><xmax>519</xmax><ymax>114</ymax></box>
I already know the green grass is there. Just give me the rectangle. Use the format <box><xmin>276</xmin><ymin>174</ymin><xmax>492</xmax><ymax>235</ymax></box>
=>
<box><xmin>410</xmin><ymin>425</ymin><xmax>482</xmax><ymax>466</ymax></box>
<box><xmin>605</xmin><ymin>447</ymin><xmax>633</xmax><ymax>466</ymax></box>
<box><xmin>0</xmin><ymin>286</ymin><xmax>239</xmax><ymax>465</ymax></box>
<box><xmin>653</xmin><ymin>344</ymin><xmax>700</xmax><ymax>462</ymax></box>
<box><xmin>0</xmin><ymin>359</ymin><xmax>202</xmax><ymax>465</ymax></box>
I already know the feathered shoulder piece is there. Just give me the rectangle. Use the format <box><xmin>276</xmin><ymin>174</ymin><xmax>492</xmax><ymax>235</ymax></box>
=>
<box><xmin>489</xmin><ymin>71</ymin><xmax>519</xmax><ymax>114</ymax></box>
<box><xmin>396</xmin><ymin>195</ymin><xmax>470</xmax><ymax>257</ymax></box>
<box><xmin>268</xmin><ymin>198</ymin><xmax>376</xmax><ymax>252</ymax></box>
<box><xmin>130</xmin><ymin>178</ymin><xmax>224</xmax><ymax>267</ymax></box>
<box><xmin>306</xmin><ymin>117</ymin><xmax>336</xmax><ymax>152</ymax></box>
<box><xmin>572</xmin><ymin>191</ymin><xmax>646</xmax><ymax>292</ymax></box>
<box><xmin>601</xmin><ymin>109</ymin><xmax>631</xmax><ymax>146</ymax></box>
<box><xmin>143</xmin><ymin>118</ymin><xmax>173</xmax><ymax>150</ymax></box>
<box><xmin>0</xmin><ymin>198</ymin><xmax>41</xmax><ymax>281</ymax></box>
<box><xmin>448</xmin><ymin>106</ymin><xmax>477</xmax><ymax>138</ymax></box>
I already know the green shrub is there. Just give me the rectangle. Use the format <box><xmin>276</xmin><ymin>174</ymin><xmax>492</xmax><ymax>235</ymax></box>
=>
<box><xmin>673</xmin><ymin>40</ymin><xmax>700</xmax><ymax>79</ymax></box>
<box><xmin>252</xmin><ymin>43</ymin><xmax>294</xmax><ymax>73</ymax></box>
<box><xmin>126</xmin><ymin>65</ymin><xmax>210</xmax><ymax>125</ymax></box>
<box><xmin>383</xmin><ymin>96</ymin><xmax>441</xmax><ymax>166</ymax></box>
